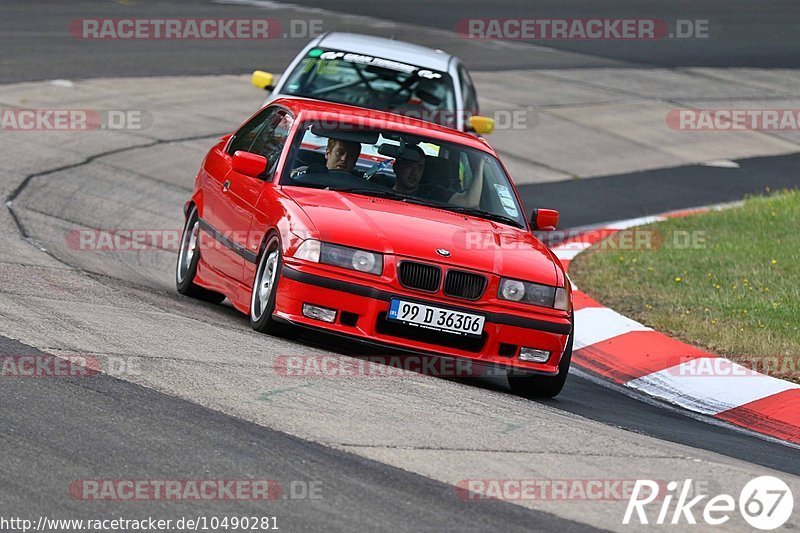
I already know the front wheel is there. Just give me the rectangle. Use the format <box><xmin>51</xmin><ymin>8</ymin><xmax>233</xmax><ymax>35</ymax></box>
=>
<box><xmin>508</xmin><ymin>329</ymin><xmax>573</xmax><ymax>399</ymax></box>
<box><xmin>249</xmin><ymin>235</ymin><xmax>301</xmax><ymax>339</ymax></box>
<box><xmin>176</xmin><ymin>205</ymin><xmax>226</xmax><ymax>304</ymax></box>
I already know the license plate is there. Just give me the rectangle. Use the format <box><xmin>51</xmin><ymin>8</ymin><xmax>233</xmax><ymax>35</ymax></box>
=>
<box><xmin>388</xmin><ymin>299</ymin><xmax>485</xmax><ymax>337</ymax></box>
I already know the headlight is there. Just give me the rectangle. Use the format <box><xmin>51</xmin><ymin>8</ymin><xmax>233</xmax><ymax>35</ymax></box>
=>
<box><xmin>500</xmin><ymin>279</ymin><xmax>525</xmax><ymax>302</ymax></box>
<box><xmin>293</xmin><ymin>240</ymin><xmax>383</xmax><ymax>276</ymax></box>
<box><xmin>294</xmin><ymin>239</ymin><xmax>321</xmax><ymax>262</ymax></box>
<box><xmin>322</xmin><ymin>243</ymin><xmax>383</xmax><ymax>275</ymax></box>
<box><xmin>498</xmin><ymin>278</ymin><xmax>569</xmax><ymax>311</ymax></box>
<box><xmin>352</xmin><ymin>250</ymin><xmax>378</xmax><ymax>272</ymax></box>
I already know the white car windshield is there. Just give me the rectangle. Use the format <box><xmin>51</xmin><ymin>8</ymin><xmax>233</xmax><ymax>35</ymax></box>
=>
<box><xmin>281</xmin><ymin>48</ymin><xmax>458</xmax><ymax>127</ymax></box>
<box><xmin>282</xmin><ymin>123</ymin><xmax>527</xmax><ymax>229</ymax></box>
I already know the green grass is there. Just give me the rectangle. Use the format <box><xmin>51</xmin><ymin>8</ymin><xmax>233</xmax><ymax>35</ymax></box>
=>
<box><xmin>570</xmin><ymin>190</ymin><xmax>800</xmax><ymax>382</ymax></box>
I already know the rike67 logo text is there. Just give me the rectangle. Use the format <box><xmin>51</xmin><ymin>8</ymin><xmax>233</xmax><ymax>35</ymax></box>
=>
<box><xmin>624</xmin><ymin>476</ymin><xmax>793</xmax><ymax>530</ymax></box>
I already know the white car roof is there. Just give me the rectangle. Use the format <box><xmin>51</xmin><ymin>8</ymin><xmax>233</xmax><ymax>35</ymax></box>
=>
<box><xmin>317</xmin><ymin>32</ymin><xmax>454</xmax><ymax>73</ymax></box>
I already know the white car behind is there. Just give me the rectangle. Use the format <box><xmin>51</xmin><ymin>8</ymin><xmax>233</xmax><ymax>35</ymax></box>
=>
<box><xmin>251</xmin><ymin>32</ymin><xmax>494</xmax><ymax>134</ymax></box>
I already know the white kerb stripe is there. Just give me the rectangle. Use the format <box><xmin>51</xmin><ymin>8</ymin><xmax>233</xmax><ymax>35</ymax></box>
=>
<box><xmin>627</xmin><ymin>360</ymin><xmax>800</xmax><ymax>415</ymax></box>
<box><xmin>553</xmin><ymin>242</ymin><xmax>593</xmax><ymax>260</ymax></box>
<box><xmin>573</xmin><ymin>307</ymin><xmax>652</xmax><ymax>350</ymax></box>
<box><xmin>603</xmin><ymin>215</ymin><xmax>666</xmax><ymax>230</ymax></box>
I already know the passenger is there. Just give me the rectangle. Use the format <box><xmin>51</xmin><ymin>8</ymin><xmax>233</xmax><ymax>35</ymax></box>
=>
<box><xmin>392</xmin><ymin>145</ymin><xmax>484</xmax><ymax>208</ymax></box>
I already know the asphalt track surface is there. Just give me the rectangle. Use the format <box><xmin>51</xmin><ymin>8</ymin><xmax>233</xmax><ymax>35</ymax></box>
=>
<box><xmin>2</xmin><ymin>0</ymin><xmax>799</xmax><ymax>84</ymax></box>
<box><xmin>2</xmin><ymin>0</ymin><xmax>800</xmax><ymax>530</ymax></box>
<box><xmin>281</xmin><ymin>0</ymin><xmax>800</xmax><ymax>68</ymax></box>
<box><xmin>518</xmin><ymin>153</ymin><xmax>800</xmax><ymax>229</ymax></box>
<box><xmin>0</xmin><ymin>336</ymin><xmax>595</xmax><ymax>532</ymax></box>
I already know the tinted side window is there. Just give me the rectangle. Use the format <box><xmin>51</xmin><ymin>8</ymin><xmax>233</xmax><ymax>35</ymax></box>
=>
<box><xmin>249</xmin><ymin>110</ymin><xmax>294</xmax><ymax>179</ymax></box>
<box><xmin>458</xmin><ymin>65</ymin><xmax>479</xmax><ymax>115</ymax></box>
<box><xmin>227</xmin><ymin>107</ymin><xmax>275</xmax><ymax>156</ymax></box>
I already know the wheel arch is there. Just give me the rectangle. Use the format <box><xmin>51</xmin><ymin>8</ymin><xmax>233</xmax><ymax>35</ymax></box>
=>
<box><xmin>256</xmin><ymin>227</ymin><xmax>283</xmax><ymax>261</ymax></box>
<box><xmin>184</xmin><ymin>189</ymin><xmax>205</xmax><ymax>220</ymax></box>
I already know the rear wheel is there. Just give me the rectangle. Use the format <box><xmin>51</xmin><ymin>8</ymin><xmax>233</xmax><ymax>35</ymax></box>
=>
<box><xmin>249</xmin><ymin>235</ymin><xmax>301</xmax><ymax>339</ymax></box>
<box><xmin>176</xmin><ymin>205</ymin><xmax>226</xmax><ymax>304</ymax></box>
<box><xmin>508</xmin><ymin>329</ymin><xmax>573</xmax><ymax>399</ymax></box>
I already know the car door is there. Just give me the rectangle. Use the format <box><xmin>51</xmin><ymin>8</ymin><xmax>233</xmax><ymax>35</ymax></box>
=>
<box><xmin>201</xmin><ymin>106</ymin><xmax>288</xmax><ymax>282</ymax></box>
<box><xmin>229</xmin><ymin>107</ymin><xmax>294</xmax><ymax>282</ymax></box>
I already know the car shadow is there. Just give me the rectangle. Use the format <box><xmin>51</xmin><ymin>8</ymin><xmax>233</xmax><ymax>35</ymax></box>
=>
<box><xmin>293</xmin><ymin>328</ymin><xmax>519</xmax><ymax>396</ymax></box>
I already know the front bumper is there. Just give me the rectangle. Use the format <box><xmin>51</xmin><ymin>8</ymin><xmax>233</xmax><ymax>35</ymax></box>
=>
<box><xmin>275</xmin><ymin>264</ymin><xmax>572</xmax><ymax>374</ymax></box>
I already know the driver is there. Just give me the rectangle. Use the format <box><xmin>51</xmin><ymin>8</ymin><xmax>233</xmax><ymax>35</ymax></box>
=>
<box><xmin>325</xmin><ymin>138</ymin><xmax>361</xmax><ymax>172</ymax></box>
<box><xmin>392</xmin><ymin>145</ymin><xmax>485</xmax><ymax>208</ymax></box>
<box><xmin>292</xmin><ymin>138</ymin><xmax>361</xmax><ymax>176</ymax></box>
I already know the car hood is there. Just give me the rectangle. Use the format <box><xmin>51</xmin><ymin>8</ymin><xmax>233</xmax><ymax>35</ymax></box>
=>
<box><xmin>284</xmin><ymin>188</ymin><xmax>559</xmax><ymax>286</ymax></box>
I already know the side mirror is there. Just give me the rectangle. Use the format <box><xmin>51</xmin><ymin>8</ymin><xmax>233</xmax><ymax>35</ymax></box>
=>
<box><xmin>232</xmin><ymin>151</ymin><xmax>268</xmax><ymax>178</ymax></box>
<box><xmin>467</xmin><ymin>115</ymin><xmax>494</xmax><ymax>135</ymax></box>
<box><xmin>251</xmin><ymin>70</ymin><xmax>275</xmax><ymax>91</ymax></box>
<box><xmin>530</xmin><ymin>208</ymin><xmax>559</xmax><ymax>231</ymax></box>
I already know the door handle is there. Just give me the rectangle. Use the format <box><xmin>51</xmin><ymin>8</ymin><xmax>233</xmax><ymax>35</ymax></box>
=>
<box><xmin>222</xmin><ymin>180</ymin><xmax>230</xmax><ymax>192</ymax></box>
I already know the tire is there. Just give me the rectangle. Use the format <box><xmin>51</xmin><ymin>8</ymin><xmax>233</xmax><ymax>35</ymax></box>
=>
<box><xmin>508</xmin><ymin>329</ymin><xmax>573</xmax><ymax>399</ymax></box>
<box><xmin>249</xmin><ymin>234</ymin><xmax>301</xmax><ymax>339</ymax></box>
<box><xmin>175</xmin><ymin>205</ymin><xmax>226</xmax><ymax>304</ymax></box>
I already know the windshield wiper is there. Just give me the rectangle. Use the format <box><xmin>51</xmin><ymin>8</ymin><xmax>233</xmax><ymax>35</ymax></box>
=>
<box><xmin>333</xmin><ymin>187</ymin><xmax>411</xmax><ymax>200</ymax></box>
<box><xmin>440</xmin><ymin>206</ymin><xmax>525</xmax><ymax>229</ymax></box>
<box><xmin>333</xmin><ymin>188</ymin><xmax>440</xmax><ymax>207</ymax></box>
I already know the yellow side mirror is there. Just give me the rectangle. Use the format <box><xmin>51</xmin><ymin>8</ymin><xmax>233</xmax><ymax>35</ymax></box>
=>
<box><xmin>468</xmin><ymin>115</ymin><xmax>494</xmax><ymax>135</ymax></box>
<box><xmin>251</xmin><ymin>70</ymin><xmax>275</xmax><ymax>91</ymax></box>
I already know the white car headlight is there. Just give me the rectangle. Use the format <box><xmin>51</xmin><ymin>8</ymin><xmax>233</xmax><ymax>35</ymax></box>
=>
<box><xmin>499</xmin><ymin>278</ymin><xmax>569</xmax><ymax>311</ymax></box>
<box><xmin>294</xmin><ymin>239</ymin><xmax>321</xmax><ymax>262</ymax></box>
<box><xmin>500</xmin><ymin>279</ymin><xmax>526</xmax><ymax>302</ymax></box>
<box><xmin>352</xmin><ymin>250</ymin><xmax>378</xmax><ymax>273</ymax></box>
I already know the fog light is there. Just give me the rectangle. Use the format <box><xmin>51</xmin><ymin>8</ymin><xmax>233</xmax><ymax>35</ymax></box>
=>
<box><xmin>302</xmin><ymin>303</ymin><xmax>337</xmax><ymax>323</ymax></box>
<box><xmin>519</xmin><ymin>347</ymin><xmax>550</xmax><ymax>363</ymax></box>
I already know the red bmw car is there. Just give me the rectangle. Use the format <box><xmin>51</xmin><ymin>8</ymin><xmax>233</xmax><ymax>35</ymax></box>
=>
<box><xmin>177</xmin><ymin>98</ymin><xmax>573</xmax><ymax>397</ymax></box>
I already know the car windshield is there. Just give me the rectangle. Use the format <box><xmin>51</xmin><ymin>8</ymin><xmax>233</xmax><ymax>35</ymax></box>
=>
<box><xmin>280</xmin><ymin>48</ymin><xmax>458</xmax><ymax>128</ymax></box>
<box><xmin>281</xmin><ymin>123</ymin><xmax>527</xmax><ymax>229</ymax></box>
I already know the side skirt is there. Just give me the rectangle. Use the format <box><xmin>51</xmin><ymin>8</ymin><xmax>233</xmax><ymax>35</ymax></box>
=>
<box><xmin>195</xmin><ymin>257</ymin><xmax>252</xmax><ymax>315</ymax></box>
